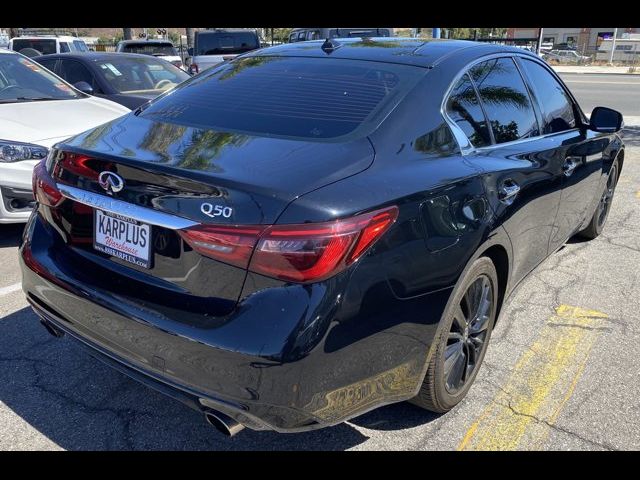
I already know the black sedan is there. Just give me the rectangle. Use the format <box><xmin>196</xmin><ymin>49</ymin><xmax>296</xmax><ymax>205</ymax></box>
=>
<box><xmin>23</xmin><ymin>38</ymin><xmax>623</xmax><ymax>436</ymax></box>
<box><xmin>33</xmin><ymin>52</ymin><xmax>190</xmax><ymax>109</ymax></box>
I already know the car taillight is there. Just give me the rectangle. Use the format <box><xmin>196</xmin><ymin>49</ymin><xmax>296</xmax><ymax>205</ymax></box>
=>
<box><xmin>32</xmin><ymin>159</ymin><xmax>63</xmax><ymax>207</ymax></box>
<box><xmin>191</xmin><ymin>63</ymin><xmax>199</xmax><ymax>74</ymax></box>
<box><xmin>55</xmin><ymin>152</ymin><xmax>98</xmax><ymax>180</ymax></box>
<box><xmin>178</xmin><ymin>225</ymin><xmax>266</xmax><ymax>269</ymax></box>
<box><xmin>178</xmin><ymin>206</ymin><xmax>398</xmax><ymax>283</ymax></box>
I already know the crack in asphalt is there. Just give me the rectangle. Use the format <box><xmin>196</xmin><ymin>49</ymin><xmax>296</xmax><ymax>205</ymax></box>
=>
<box><xmin>497</xmin><ymin>399</ymin><xmax>620</xmax><ymax>451</ymax></box>
<box><xmin>547</xmin><ymin>323</ymin><xmax>613</xmax><ymax>332</ymax></box>
<box><xmin>0</xmin><ymin>350</ymin><xmax>155</xmax><ymax>450</ymax></box>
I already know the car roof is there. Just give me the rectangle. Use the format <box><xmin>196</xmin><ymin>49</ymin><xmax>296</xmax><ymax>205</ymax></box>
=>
<box><xmin>196</xmin><ymin>29</ymin><xmax>257</xmax><ymax>35</ymax></box>
<box><xmin>12</xmin><ymin>36</ymin><xmax>81</xmax><ymax>41</ymax></box>
<box><xmin>118</xmin><ymin>39</ymin><xmax>173</xmax><ymax>44</ymax></box>
<box><xmin>33</xmin><ymin>52</ymin><xmax>166</xmax><ymax>62</ymax></box>
<box><xmin>247</xmin><ymin>37</ymin><xmax>535</xmax><ymax>68</ymax></box>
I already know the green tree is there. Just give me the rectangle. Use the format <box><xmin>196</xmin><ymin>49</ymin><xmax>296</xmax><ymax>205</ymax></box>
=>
<box><xmin>140</xmin><ymin>122</ymin><xmax>188</xmax><ymax>161</ymax></box>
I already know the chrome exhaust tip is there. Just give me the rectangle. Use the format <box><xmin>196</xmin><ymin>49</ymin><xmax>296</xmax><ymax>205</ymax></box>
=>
<box><xmin>204</xmin><ymin>410</ymin><xmax>245</xmax><ymax>437</ymax></box>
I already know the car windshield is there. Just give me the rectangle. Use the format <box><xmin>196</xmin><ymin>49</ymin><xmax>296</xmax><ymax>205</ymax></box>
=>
<box><xmin>195</xmin><ymin>32</ymin><xmax>259</xmax><ymax>55</ymax></box>
<box><xmin>120</xmin><ymin>42</ymin><xmax>178</xmax><ymax>56</ymax></box>
<box><xmin>94</xmin><ymin>56</ymin><xmax>189</xmax><ymax>94</ymax></box>
<box><xmin>0</xmin><ymin>53</ymin><xmax>81</xmax><ymax>103</ymax></box>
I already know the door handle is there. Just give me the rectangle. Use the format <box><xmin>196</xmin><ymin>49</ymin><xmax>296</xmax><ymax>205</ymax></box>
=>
<box><xmin>498</xmin><ymin>180</ymin><xmax>520</xmax><ymax>204</ymax></box>
<box><xmin>563</xmin><ymin>157</ymin><xmax>580</xmax><ymax>177</ymax></box>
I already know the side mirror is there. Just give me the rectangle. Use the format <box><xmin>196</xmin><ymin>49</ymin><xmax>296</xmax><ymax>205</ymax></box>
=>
<box><xmin>74</xmin><ymin>81</ymin><xmax>94</xmax><ymax>95</ymax></box>
<box><xmin>590</xmin><ymin>106</ymin><xmax>623</xmax><ymax>133</ymax></box>
<box><xmin>187</xmin><ymin>47</ymin><xmax>193</xmax><ymax>57</ymax></box>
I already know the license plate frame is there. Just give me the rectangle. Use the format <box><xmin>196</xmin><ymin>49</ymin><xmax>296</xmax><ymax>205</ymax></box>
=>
<box><xmin>93</xmin><ymin>209</ymin><xmax>152</xmax><ymax>269</ymax></box>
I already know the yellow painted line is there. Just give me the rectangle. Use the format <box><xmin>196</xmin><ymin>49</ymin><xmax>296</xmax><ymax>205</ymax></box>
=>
<box><xmin>458</xmin><ymin>305</ymin><xmax>608</xmax><ymax>451</ymax></box>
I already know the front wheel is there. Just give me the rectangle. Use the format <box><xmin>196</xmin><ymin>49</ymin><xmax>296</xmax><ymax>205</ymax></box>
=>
<box><xmin>579</xmin><ymin>160</ymin><xmax>619</xmax><ymax>240</ymax></box>
<box><xmin>410</xmin><ymin>257</ymin><xmax>498</xmax><ymax>413</ymax></box>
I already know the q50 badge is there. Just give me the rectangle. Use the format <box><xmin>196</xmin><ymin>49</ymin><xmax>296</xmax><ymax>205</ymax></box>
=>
<box><xmin>201</xmin><ymin>203</ymin><xmax>233</xmax><ymax>219</ymax></box>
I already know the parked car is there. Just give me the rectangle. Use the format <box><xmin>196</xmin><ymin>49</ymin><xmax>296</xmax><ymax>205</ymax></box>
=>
<box><xmin>34</xmin><ymin>52</ymin><xmax>190</xmax><ymax>109</ymax></box>
<box><xmin>288</xmin><ymin>28</ymin><xmax>394</xmax><ymax>42</ymax></box>
<box><xmin>0</xmin><ymin>48</ymin><xmax>129</xmax><ymax>224</ymax></box>
<box><xmin>543</xmin><ymin>49</ymin><xmax>591</xmax><ymax>64</ymax></box>
<box><xmin>116</xmin><ymin>39</ymin><xmax>184</xmax><ymax>70</ymax></box>
<box><xmin>0</xmin><ymin>30</ymin><xmax>9</xmax><ymax>49</ymax></box>
<box><xmin>187</xmin><ymin>29</ymin><xmax>260</xmax><ymax>74</ymax></box>
<box><xmin>8</xmin><ymin>35</ymin><xmax>89</xmax><ymax>57</ymax></box>
<box><xmin>21</xmin><ymin>38</ymin><xmax>624</xmax><ymax>436</ymax></box>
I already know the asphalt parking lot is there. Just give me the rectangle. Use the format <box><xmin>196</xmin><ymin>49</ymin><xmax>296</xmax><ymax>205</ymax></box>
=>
<box><xmin>1</xmin><ymin>116</ymin><xmax>639</xmax><ymax>449</ymax></box>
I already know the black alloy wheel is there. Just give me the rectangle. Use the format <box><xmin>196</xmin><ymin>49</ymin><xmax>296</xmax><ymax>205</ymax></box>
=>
<box><xmin>411</xmin><ymin>256</ymin><xmax>498</xmax><ymax>413</ymax></box>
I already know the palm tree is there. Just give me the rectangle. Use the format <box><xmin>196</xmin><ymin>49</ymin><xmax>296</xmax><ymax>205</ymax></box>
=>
<box><xmin>139</xmin><ymin>122</ymin><xmax>188</xmax><ymax>161</ymax></box>
<box><xmin>186</xmin><ymin>28</ymin><xmax>195</xmax><ymax>50</ymax></box>
<box><xmin>177</xmin><ymin>130</ymin><xmax>250</xmax><ymax>172</ymax></box>
<box><xmin>449</xmin><ymin>60</ymin><xmax>531</xmax><ymax>145</ymax></box>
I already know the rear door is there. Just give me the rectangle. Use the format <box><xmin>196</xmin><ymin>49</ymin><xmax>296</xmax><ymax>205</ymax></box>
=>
<box><xmin>448</xmin><ymin>56</ymin><xmax>565</xmax><ymax>285</ymax></box>
<box><xmin>516</xmin><ymin>56</ymin><xmax>605</xmax><ymax>251</ymax></box>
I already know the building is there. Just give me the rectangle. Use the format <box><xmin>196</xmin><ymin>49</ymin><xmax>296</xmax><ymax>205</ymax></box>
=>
<box><xmin>507</xmin><ymin>28</ymin><xmax>640</xmax><ymax>54</ymax></box>
<box><xmin>596</xmin><ymin>34</ymin><xmax>640</xmax><ymax>62</ymax></box>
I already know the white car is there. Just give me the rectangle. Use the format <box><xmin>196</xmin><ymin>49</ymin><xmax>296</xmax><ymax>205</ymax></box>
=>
<box><xmin>0</xmin><ymin>49</ymin><xmax>130</xmax><ymax>224</ymax></box>
<box><xmin>8</xmin><ymin>35</ymin><xmax>89</xmax><ymax>57</ymax></box>
<box><xmin>116</xmin><ymin>40</ymin><xmax>184</xmax><ymax>70</ymax></box>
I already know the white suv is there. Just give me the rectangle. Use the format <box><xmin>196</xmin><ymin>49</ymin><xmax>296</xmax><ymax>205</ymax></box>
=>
<box><xmin>116</xmin><ymin>39</ymin><xmax>184</xmax><ymax>70</ymax></box>
<box><xmin>188</xmin><ymin>29</ymin><xmax>261</xmax><ymax>74</ymax></box>
<box><xmin>8</xmin><ymin>35</ymin><xmax>89</xmax><ymax>57</ymax></box>
<box><xmin>0</xmin><ymin>49</ymin><xmax>130</xmax><ymax>223</ymax></box>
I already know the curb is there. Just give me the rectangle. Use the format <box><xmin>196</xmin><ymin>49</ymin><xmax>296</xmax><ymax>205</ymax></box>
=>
<box><xmin>552</xmin><ymin>67</ymin><xmax>640</xmax><ymax>76</ymax></box>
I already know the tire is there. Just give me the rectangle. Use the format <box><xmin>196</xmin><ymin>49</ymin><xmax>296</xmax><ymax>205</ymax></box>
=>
<box><xmin>18</xmin><ymin>48</ymin><xmax>42</xmax><ymax>58</ymax></box>
<box><xmin>410</xmin><ymin>256</ymin><xmax>498</xmax><ymax>413</ymax></box>
<box><xmin>578</xmin><ymin>160</ymin><xmax>619</xmax><ymax>240</ymax></box>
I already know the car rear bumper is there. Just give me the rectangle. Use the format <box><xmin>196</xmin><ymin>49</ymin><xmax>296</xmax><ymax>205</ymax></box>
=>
<box><xmin>20</xmin><ymin>212</ymin><xmax>452</xmax><ymax>432</ymax></box>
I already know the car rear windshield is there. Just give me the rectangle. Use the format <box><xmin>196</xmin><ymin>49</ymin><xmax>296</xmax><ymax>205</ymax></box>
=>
<box><xmin>12</xmin><ymin>39</ymin><xmax>56</xmax><ymax>55</ymax></box>
<box><xmin>139</xmin><ymin>56</ymin><xmax>425</xmax><ymax>140</ymax></box>
<box><xmin>329</xmin><ymin>28</ymin><xmax>391</xmax><ymax>38</ymax></box>
<box><xmin>195</xmin><ymin>32</ymin><xmax>259</xmax><ymax>56</ymax></box>
<box><xmin>121</xmin><ymin>42</ymin><xmax>177</xmax><ymax>56</ymax></box>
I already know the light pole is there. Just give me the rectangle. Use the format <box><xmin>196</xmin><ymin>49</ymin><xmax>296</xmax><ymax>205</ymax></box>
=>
<box><xmin>536</xmin><ymin>27</ymin><xmax>544</xmax><ymax>55</ymax></box>
<box><xmin>609</xmin><ymin>28</ymin><xmax>618</xmax><ymax>64</ymax></box>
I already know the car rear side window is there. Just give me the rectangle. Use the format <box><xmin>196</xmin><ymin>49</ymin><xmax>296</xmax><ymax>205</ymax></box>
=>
<box><xmin>470</xmin><ymin>57</ymin><xmax>539</xmax><ymax>144</ymax></box>
<box><xmin>519</xmin><ymin>58</ymin><xmax>576</xmax><ymax>134</ymax></box>
<box><xmin>59</xmin><ymin>60</ymin><xmax>94</xmax><ymax>87</ymax></box>
<box><xmin>139</xmin><ymin>56</ymin><xmax>424</xmax><ymax>140</ymax></box>
<box><xmin>446</xmin><ymin>73</ymin><xmax>492</xmax><ymax>147</ymax></box>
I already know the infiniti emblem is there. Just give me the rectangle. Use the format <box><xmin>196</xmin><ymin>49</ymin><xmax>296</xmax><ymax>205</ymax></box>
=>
<box><xmin>98</xmin><ymin>171</ymin><xmax>124</xmax><ymax>194</ymax></box>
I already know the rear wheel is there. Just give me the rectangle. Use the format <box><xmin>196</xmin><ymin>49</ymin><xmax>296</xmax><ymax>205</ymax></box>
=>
<box><xmin>410</xmin><ymin>257</ymin><xmax>498</xmax><ymax>413</ymax></box>
<box><xmin>579</xmin><ymin>161</ymin><xmax>619</xmax><ymax>240</ymax></box>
